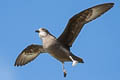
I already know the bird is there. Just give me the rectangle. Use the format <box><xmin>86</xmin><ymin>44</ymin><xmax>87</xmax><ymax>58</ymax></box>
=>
<box><xmin>14</xmin><ymin>3</ymin><xmax>114</xmax><ymax>77</ymax></box>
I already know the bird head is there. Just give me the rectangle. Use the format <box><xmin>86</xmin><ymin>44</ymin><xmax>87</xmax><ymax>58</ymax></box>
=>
<box><xmin>35</xmin><ymin>28</ymin><xmax>49</xmax><ymax>38</ymax></box>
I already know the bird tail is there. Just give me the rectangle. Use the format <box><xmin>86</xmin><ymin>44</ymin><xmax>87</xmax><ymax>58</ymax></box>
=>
<box><xmin>70</xmin><ymin>53</ymin><xmax>84</xmax><ymax>63</ymax></box>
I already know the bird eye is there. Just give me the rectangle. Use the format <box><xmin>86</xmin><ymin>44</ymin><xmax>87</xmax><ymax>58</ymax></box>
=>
<box><xmin>42</xmin><ymin>28</ymin><xmax>47</xmax><ymax>31</ymax></box>
<box><xmin>41</xmin><ymin>28</ymin><xmax>45</xmax><ymax>31</ymax></box>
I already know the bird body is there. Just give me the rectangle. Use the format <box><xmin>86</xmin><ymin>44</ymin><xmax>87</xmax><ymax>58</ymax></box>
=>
<box><xmin>14</xmin><ymin>3</ymin><xmax>114</xmax><ymax>77</ymax></box>
<box><xmin>37</xmin><ymin>28</ymin><xmax>83</xmax><ymax>63</ymax></box>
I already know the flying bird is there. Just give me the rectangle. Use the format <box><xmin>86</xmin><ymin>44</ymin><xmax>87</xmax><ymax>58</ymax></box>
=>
<box><xmin>14</xmin><ymin>3</ymin><xmax>114</xmax><ymax>77</ymax></box>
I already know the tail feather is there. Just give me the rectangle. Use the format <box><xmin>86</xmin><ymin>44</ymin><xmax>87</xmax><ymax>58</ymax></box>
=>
<box><xmin>70</xmin><ymin>53</ymin><xmax>84</xmax><ymax>63</ymax></box>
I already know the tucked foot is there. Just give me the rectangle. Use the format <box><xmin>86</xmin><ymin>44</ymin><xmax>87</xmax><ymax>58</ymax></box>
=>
<box><xmin>72</xmin><ymin>60</ymin><xmax>78</xmax><ymax>66</ymax></box>
<box><xmin>69</xmin><ymin>56</ymin><xmax>78</xmax><ymax>66</ymax></box>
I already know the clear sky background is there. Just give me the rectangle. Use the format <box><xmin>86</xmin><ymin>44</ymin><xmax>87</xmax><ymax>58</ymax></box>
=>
<box><xmin>0</xmin><ymin>0</ymin><xmax>120</xmax><ymax>80</ymax></box>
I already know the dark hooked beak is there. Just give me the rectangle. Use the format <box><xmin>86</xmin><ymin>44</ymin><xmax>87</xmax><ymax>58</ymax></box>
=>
<box><xmin>35</xmin><ymin>30</ymin><xmax>40</xmax><ymax>33</ymax></box>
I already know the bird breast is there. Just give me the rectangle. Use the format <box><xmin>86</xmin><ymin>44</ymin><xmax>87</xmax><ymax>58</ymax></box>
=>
<box><xmin>42</xmin><ymin>35</ymin><xmax>57</xmax><ymax>49</ymax></box>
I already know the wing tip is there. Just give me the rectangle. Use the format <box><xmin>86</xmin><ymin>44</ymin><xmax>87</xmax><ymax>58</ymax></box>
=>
<box><xmin>95</xmin><ymin>3</ymin><xmax>114</xmax><ymax>8</ymax></box>
<box><xmin>105</xmin><ymin>2</ymin><xmax>114</xmax><ymax>6</ymax></box>
<box><xmin>104</xmin><ymin>3</ymin><xmax>114</xmax><ymax>8</ymax></box>
<box><xmin>14</xmin><ymin>59</ymin><xmax>26</xmax><ymax>67</ymax></box>
<box><xmin>14</xmin><ymin>54</ymin><xmax>28</xmax><ymax>67</ymax></box>
<box><xmin>97</xmin><ymin>2</ymin><xmax>114</xmax><ymax>10</ymax></box>
<box><xmin>85</xmin><ymin>2</ymin><xmax>114</xmax><ymax>23</ymax></box>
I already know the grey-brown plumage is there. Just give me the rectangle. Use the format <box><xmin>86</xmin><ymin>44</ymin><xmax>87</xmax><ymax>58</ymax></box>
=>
<box><xmin>14</xmin><ymin>44</ymin><xmax>45</xmax><ymax>66</ymax></box>
<box><xmin>58</xmin><ymin>3</ymin><xmax>114</xmax><ymax>48</ymax></box>
<box><xmin>14</xmin><ymin>3</ymin><xmax>114</xmax><ymax>77</ymax></box>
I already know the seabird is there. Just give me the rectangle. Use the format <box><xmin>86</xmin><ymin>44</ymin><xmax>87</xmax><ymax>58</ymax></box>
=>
<box><xmin>14</xmin><ymin>3</ymin><xmax>114</xmax><ymax>77</ymax></box>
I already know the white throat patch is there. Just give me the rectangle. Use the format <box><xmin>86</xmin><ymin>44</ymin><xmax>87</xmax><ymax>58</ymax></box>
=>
<box><xmin>39</xmin><ymin>31</ymin><xmax>48</xmax><ymax>38</ymax></box>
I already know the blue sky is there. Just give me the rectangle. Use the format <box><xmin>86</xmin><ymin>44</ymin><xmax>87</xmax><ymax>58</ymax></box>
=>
<box><xmin>0</xmin><ymin>0</ymin><xmax>120</xmax><ymax>80</ymax></box>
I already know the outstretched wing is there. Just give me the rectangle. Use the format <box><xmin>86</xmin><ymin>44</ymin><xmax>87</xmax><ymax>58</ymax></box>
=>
<box><xmin>14</xmin><ymin>44</ymin><xmax>46</xmax><ymax>66</ymax></box>
<box><xmin>58</xmin><ymin>3</ymin><xmax>114</xmax><ymax>48</ymax></box>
